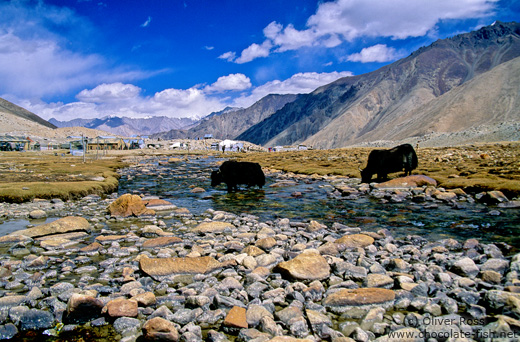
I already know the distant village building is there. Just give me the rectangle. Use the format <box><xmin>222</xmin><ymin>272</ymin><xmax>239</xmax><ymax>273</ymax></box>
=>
<box><xmin>67</xmin><ymin>136</ymin><xmax>144</xmax><ymax>155</ymax></box>
<box><xmin>169</xmin><ymin>142</ymin><xmax>183</xmax><ymax>149</ymax></box>
<box><xmin>204</xmin><ymin>134</ymin><xmax>213</xmax><ymax>139</ymax></box>
<box><xmin>0</xmin><ymin>135</ymin><xmax>30</xmax><ymax>151</ymax></box>
<box><xmin>123</xmin><ymin>138</ymin><xmax>145</xmax><ymax>149</ymax></box>
<box><xmin>269</xmin><ymin>144</ymin><xmax>310</xmax><ymax>152</ymax></box>
<box><xmin>219</xmin><ymin>139</ymin><xmax>243</xmax><ymax>152</ymax></box>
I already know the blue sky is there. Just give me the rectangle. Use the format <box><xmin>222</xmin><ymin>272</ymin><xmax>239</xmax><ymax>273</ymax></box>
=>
<box><xmin>0</xmin><ymin>0</ymin><xmax>518</xmax><ymax>121</ymax></box>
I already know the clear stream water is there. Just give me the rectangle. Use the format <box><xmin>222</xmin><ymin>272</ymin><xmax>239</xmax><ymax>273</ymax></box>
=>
<box><xmin>115</xmin><ymin>156</ymin><xmax>520</xmax><ymax>249</ymax></box>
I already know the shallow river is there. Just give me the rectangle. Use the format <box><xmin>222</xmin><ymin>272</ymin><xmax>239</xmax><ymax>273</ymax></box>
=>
<box><xmin>118</xmin><ymin>156</ymin><xmax>520</xmax><ymax>248</ymax></box>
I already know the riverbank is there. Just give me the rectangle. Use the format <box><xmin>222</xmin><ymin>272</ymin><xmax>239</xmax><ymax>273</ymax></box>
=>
<box><xmin>0</xmin><ymin>155</ymin><xmax>519</xmax><ymax>341</ymax></box>
<box><xmin>0</xmin><ymin>151</ymin><xmax>124</xmax><ymax>203</ymax></box>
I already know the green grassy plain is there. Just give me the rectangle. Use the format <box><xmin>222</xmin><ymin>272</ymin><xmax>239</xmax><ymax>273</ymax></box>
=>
<box><xmin>0</xmin><ymin>151</ymin><xmax>124</xmax><ymax>203</ymax></box>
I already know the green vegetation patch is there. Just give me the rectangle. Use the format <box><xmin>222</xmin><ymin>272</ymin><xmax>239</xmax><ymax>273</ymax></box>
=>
<box><xmin>0</xmin><ymin>151</ymin><xmax>125</xmax><ymax>203</ymax></box>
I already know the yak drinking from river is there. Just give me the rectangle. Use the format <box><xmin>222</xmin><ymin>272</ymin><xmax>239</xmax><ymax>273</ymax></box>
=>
<box><xmin>211</xmin><ymin>160</ymin><xmax>265</xmax><ymax>192</ymax></box>
<box><xmin>360</xmin><ymin>143</ymin><xmax>418</xmax><ymax>183</ymax></box>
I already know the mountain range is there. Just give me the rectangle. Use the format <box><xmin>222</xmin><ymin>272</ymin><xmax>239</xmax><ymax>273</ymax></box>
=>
<box><xmin>0</xmin><ymin>97</ymin><xmax>57</xmax><ymax>132</ymax></box>
<box><xmin>237</xmin><ymin>21</ymin><xmax>520</xmax><ymax>148</ymax></box>
<box><xmin>49</xmin><ymin>116</ymin><xmax>197</xmax><ymax>137</ymax></box>
<box><xmin>151</xmin><ymin>94</ymin><xmax>300</xmax><ymax>140</ymax></box>
<box><xmin>2</xmin><ymin>21</ymin><xmax>520</xmax><ymax>148</ymax></box>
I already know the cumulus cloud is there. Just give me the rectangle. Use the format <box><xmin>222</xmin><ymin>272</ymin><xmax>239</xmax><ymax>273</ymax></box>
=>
<box><xmin>76</xmin><ymin>83</ymin><xmax>142</xmax><ymax>103</ymax></box>
<box><xmin>21</xmin><ymin>81</ymin><xmax>227</xmax><ymax>121</ymax></box>
<box><xmin>263</xmin><ymin>22</ymin><xmax>316</xmax><ymax>52</ymax></box>
<box><xmin>306</xmin><ymin>0</ymin><xmax>497</xmax><ymax>41</ymax></box>
<box><xmin>204</xmin><ymin>74</ymin><xmax>252</xmax><ymax>93</ymax></box>
<box><xmin>228</xmin><ymin>0</ymin><xmax>497</xmax><ymax>63</ymax></box>
<box><xmin>235</xmin><ymin>41</ymin><xmax>273</xmax><ymax>64</ymax></box>
<box><xmin>233</xmin><ymin>71</ymin><xmax>353</xmax><ymax>108</ymax></box>
<box><xmin>346</xmin><ymin>44</ymin><xmax>404</xmax><ymax>63</ymax></box>
<box><xmin>218</xmin><ymin>51</ymin><xmax>236</xmax><ymax>62</ymax></box>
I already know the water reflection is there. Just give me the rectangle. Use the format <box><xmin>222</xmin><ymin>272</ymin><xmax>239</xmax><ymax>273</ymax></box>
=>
<box><xmin>117</xmin><ymin>156</ymin><xmax>520</xmax><ymax>248</ymax></box>
<box><xmin>0</xmin><ymin>217</ymin><xmax>58</xmax><ymax>237</ymax></box>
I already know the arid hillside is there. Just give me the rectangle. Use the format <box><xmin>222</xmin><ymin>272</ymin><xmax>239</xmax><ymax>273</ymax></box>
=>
<box><xmin>237</xmin><ymin>22</ymin><xmax>520</xmax><ymax>149</ymax></box>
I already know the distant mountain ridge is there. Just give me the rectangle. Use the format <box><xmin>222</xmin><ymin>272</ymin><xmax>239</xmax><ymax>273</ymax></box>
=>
<box><xmin>237</xmin><ymin>21</ymin><xmax>520</xmax><ymax>148</ymax></box>
<box><xmin>152</xmin><ymin>94</ymin><xmax>300</xmax><ymax>140</ymax></box>
<box><xmin>50</xmin><ymin>116</ymin><xmax>198</xmax><ymax>137</ymax></box>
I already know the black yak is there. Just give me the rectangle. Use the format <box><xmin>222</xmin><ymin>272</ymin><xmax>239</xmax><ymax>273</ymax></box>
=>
<box><xmin>360</xmin><ymin>143</ymin><xmax>418</xmax><ymax>183</ymax></box>
<box><xmin>211</xmin><ymin>160</ymin><xmax>265</xmax><ymax>192</ymax></box>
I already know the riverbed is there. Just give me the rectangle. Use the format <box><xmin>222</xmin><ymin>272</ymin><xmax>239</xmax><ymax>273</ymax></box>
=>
<box><xmin>116</xmin><ymin>156</ymin><xmax>520</xmax><ymax>248</ymax></box>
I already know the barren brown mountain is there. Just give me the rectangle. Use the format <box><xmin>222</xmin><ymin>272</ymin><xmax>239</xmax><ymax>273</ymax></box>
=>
<box><xmin>237</xmin><ymin>21</ymin><xmax>520</xmax><ymax>148</ymax></box>
<box><xmin>0</xmin><ymin>98</ymin><xmax>123</xmax><ymax>139</ymax></box>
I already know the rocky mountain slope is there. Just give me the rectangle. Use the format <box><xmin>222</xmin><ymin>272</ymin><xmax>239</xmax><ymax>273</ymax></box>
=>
<box><xmin>50</xmin><ymin>115</ymin><xmax>198</xmax><ymax>137</ymax></box>
<box><xmin>237</xmin><ymin>21</ymin><xmax>520</xmax><ymax>148</ymax></box>
<box><xmin>0</xmin><ymin>97</ymin><xmax>124</xmax><ymax>139</ymax></box>
<box><xmin>152</xmin><ymin>94</ymin><xmax>300</xmax><ymax>140</ymax></box>
<box><xmin>0</xmin><ymin>98</ymin><xmax>57</xmax><ymax>134</ymax></box>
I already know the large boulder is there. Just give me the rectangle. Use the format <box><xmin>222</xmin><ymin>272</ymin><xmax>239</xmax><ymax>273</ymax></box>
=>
<box><xmin>64</xmin><ymin>293</ymin><xmax>104</xmax><ymax>324</ymax></box>
<box><xmin>139</xmin><ymin>256</ymin><xmax>223</xmax><ymax>281</ymax></box>
<box><xmin>9</xmin><ymin>216</ymin><xmax>90</xmax><ymax>238</ymax></box>
<box><xmin>335</xmin><ymin>234</ymin><xmax>374</xmax><ymax>249</ymax></box>
<box><xmin>374</xmin><ymin>175</ymin><xmax>437</xmax><ymax>188</ymax></box>
<box><xmin>102</xmin><ymin>298</ymin><xmax>138</xmax><ymax>318</ymax></box>
<box><xmin>191</xmin><ymin>221</ymin><xmax>234</xmax><ymax>234</ymax></box>
<box><xmin>323</xmin><ymin>288</ymin><xmax>395</xmax><ymax>315</ymax></box>
<box><xmin>273</xmin><ymin>250</ymin><xmax>330</xmax><ymax>281</ymax></box>
<box><xmin>142</xmin><ymin>317</ymin><xmax>179</xmax><ymax>341</ymax></box>
<box><xmin>108</xmin><ymin>194</ymin><xmax>155</xmax><ymax>217</ymax></box>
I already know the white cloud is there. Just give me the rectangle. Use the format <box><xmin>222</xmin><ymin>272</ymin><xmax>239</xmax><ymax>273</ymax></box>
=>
<box><xmin>76</xmin><ymin>83</ymin><xmax>142</xmax><ymax>103</ymax></box>
<box><xmin>235</xmin><ymin>40</ymin><xmax>273</xmax><ymax>64</ymax></box>
<box><xmin>19</xmin><ymin>82</ymin><xmax>225</xmax><ymax>121</ymax></box>
<box><xmin>346</xmin><ymin>44</ymin><xmax>404</xmax><ymax>63</ymax></box>
<box><xmin>141</xmin><ymin>16</ymin><xmax>152</xmax><ymax>28</ymax></box>
<box><xmin>264</xmin><ymin>22</ymin><xmax>316</xmax><ymax>52</ymax></box>
<box><xmin>233</xmin><ymin>71</ymin><xmax>353</xmax><ymax>108</ymax></box>
<box><xmin>307</xmin><ymin>0</ymin><xmax>497</xmax><ymax>41</ymax></box>
<box><xmin>228</xmin><ymin>0</ymin><xmax>498</xmax><ymax>63</ymax></box>
<box><xmin>204</xmin><ymin>74</ymin><xmax>252</xmax><ymax>93</ymax></box>
<box><xmin>218</xmin><ymin>51</ymin><xmax>236</xmax><ymax>62</ymax></box>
